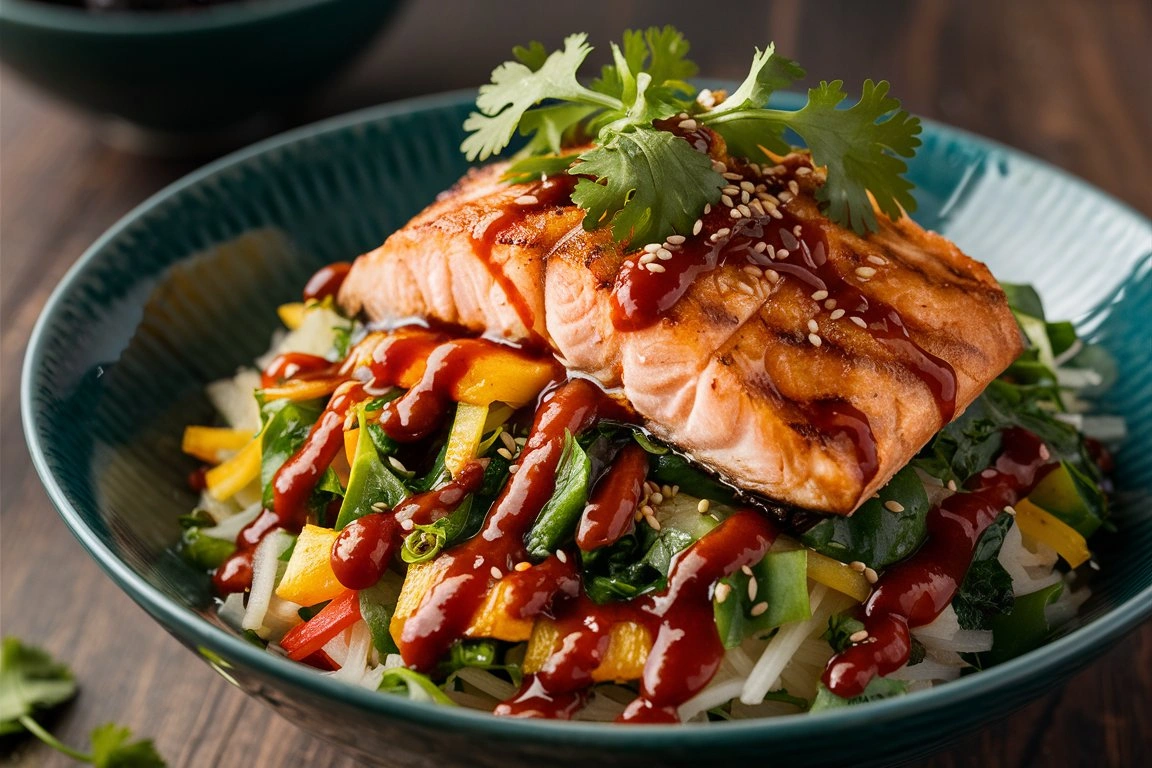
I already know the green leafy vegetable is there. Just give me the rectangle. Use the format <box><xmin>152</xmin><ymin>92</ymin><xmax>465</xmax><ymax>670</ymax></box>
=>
<box><xmin>524</xmin><ymin>430</ymin><xmax>592</xmax><ymax>558</ymax></box>
<box><xmin>462</xmin><ymin>27</ymin><xmax>922</xmax><ymax>243</ymax></box>
<box><xmin>359</xmin><ymin>582</ymin><xmax>400</xmax><ymax>657</ymax></box>
<box><xmin>714</xmin><ymin>549</ymin><xmax>811</xmax><ymax>648</ymax></box>
<box><xmin>649</xmin><ymin>451</ymin><xmax>737</xmax><ymax>504</ymax></box>
<box><xmin>378</xmin><ymin>668</ymin><xmax>456</xmax><ymax>706</ymax></box>
<box><xmin>401</xmin><ymin>519</ymin><xmax>449</xmax><ymax>564</ymax></box>
<box><xmin>798</xmin><ymin>466</ymin><xmax>929</xmax><ymax>567</ymax></box>
<box><xmin>810</xmin><ymin>677</ymin><xmax>908</xmax><ymax>712</ymax></box>
<box><xmin>981</xmin><ymin>582</ymin><xmax>1065</xmax><ymax>667</ymax></box>
<box><xmin>178</xmin><ymin>528</ymin><xmax>236</xmax><ymax>570</ymax></box>
<box><xmin>1</xmin><ymin>637</ymin><xmax>164</xmax><ymax>766</ymax></box>
<box><xmin>822</xmin><ymin>613</ymin><xmax>866</xmax><ymax>654</ymax></box>
<box><xmin>258</xmin><ymin>397</ymin><xmax>324</xmax><ymax>508</ymax></box>
<box><xmin>953</xmin><ymin>513</ymin><xmax>1016</xmax><ymax>631</ymax></box>
<box><xmin>334</xmin><ymin>410</ymin><xmax>409</xmax><ymax>530</ymax></box>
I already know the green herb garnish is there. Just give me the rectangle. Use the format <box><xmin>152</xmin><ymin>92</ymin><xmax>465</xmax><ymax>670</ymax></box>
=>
<box><xmin>0</xmin><ymin>637</ymin><xmax>164</xmax><ymax>766</ymax></box>
<box><xmin>462</xmin><ymin>27</ymin><xmax>921</xmax><ymax>245</ymax></box>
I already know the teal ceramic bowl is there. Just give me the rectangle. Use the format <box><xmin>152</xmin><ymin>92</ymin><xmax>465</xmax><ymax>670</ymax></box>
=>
<box><xmin>0</xmin><ymin>0</ymin><xmax>404</xmax><ymax>134</ymax></box>
<box><xmin>22</xmin><ymin>91</ymin><xmax>1152</xmax><ymax>767</ymax></box>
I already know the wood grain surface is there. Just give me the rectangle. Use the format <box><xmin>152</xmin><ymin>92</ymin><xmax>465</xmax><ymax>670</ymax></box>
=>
<box><xmin>2</xmin><ymin>1</ymin><xmax>1149</xmax><ymax>765</ymax></box>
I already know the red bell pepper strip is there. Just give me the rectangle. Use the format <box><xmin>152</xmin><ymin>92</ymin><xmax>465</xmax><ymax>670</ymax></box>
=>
<box><xmin>280</xmin><ymin>589</ymin><xmax>361</xmax><ymax>661</ymax></box>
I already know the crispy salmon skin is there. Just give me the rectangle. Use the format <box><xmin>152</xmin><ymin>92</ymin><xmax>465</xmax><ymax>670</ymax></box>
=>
<box><xmin>338</xmin><ymin>150</ymin><xmax>1022</xmax><ymax>514</ymax></box>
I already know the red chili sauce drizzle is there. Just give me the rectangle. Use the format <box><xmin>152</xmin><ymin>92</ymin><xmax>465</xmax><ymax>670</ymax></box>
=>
<box><xmin>392</xmin><ymin>459</ymin><xmax>487</xmax><ymax>526</ymax></box>
<box><xmin>497</xmin><ymin>509</ymin><xmax>777</xmax><ymax>722</ymax></box>
<box><xmin>821</xmin><ymin>427</ymin><xmax>1056</xmax><ymax>698</ymax></box>
<box><xmin>576</xmin><ymin>442</ymin><xmax>648</xmax><ymax>551</ymax></box>
<box><xmin>302</xmin><ymin>261</ymin><xmax>352</xmax><ymax>302</ymax></box>
<box><xmin>330</xmin><ymin>512</ymin><xmax>398</xmax><ymax>590</ymax></box>
<box><xmin>467</xmin><ymin>175</ymin><xmax>578</xmax><ymax>343</ymax></box>
<box><xmin>261</xmin><ymin>352</ymin><xmax>337</xmax><ymax>388</ymax></box>
<box><xmin>396</xmin><ymin>378</ymin><xmax>616</xmax><ymax>671</ymax></box>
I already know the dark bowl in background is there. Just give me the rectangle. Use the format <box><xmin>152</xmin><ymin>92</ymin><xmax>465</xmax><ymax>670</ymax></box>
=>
<box><xmin>0</xmin><ymin>0</ymin><xmax>405</xmax><ymax>140</ymax></box>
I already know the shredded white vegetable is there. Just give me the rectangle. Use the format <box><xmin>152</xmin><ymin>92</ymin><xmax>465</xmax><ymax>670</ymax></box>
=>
<box><xmin>206</xmin><ymin>369</ymin><xmax>262</xmax><ymax>433</ymax></box>
<box><xmin>242</xmin><ymin>530</ymin><xmax>290</xmax><ymax>631</ymax></box>
<box><xmin>741</xmin><ymin>584</ymin><xmax>829</xmax><ymax>705</ymax></box>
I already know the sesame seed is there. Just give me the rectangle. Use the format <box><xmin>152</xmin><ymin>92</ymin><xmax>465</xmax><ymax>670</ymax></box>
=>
<box><xmin>666</xmin><ymin>234</ymin><xmax>686</xmax><ymax>245</ymax></box>
<box><xmin>850</xmin><ymin>316</ymin><xmax>867</xmax><ymax>328</ymax></box>
<box><xmin>658</xmin><ymin>250</ymin><xmax>673</xmax><ymax>261</ymax></box>
<box><xmin>884</xmin><ymin>500</ymin><xmax>905</xmax><ymax>513</ymax></box>
<box><xmin>692</xmin><ymin>219</ymin><xmax>703</xmax><ymax>235</ymax></box>
<box><xmin>776</xmin><ymin>249</ymin><xmax>790</xmax><ymax>259</ymax></box>
<box><xmin>1089</xmin><ymin>560</ymin><xmax>1100</xmax><ymax>571</ymax></box>
<box><xmin>515</xmin><ymin>561</ymin><xmax>532</xmax><ymax>572</ymax></box>
<box><xmin>981</xmin><ymin>469</ymin><xmax>998</xmax><ymax>478</ymax></box>
<box><xmin>868</xmin><ymin>255</ymin><xmax>888</xmax><ymax>266</ymax></box>
<box><xmin>721</xmin><ymin>194</ymin><xmax>735</xmax><ymax>208</ymax></box>
<box><xmin>730</xmin><ymin>208</ymin><xmax>743</xmax><ymax>219</ymax></box>
<box><xmin>643</xmin><ymin>243</ymin><xmax>661</xmax><ymax>253</ymax></box>
<box><xmin>499</xmin><ymin>431</ymin><xmax>516</xmax><ymax>452</ymax></box>
<box><xmin>772</xmin><ymin>164</ymin><xmax>788</xmax><ymax>175</ymax></box>
<box><xmin>739</xmin><ymin>565</ymin><xmax>753</xmax><ymax>578</ymax></box>
<box><xmin>697</xmin><ymin>499</ymin><xmax>711</xmax><ymax>513</ymax></box>
<box><xmin>738</xmin><ymin>204</ymin><xmax>752</xmax><ymax>217</ymax></box>
<box><xmin>490</xmin><ymin>566</ymin><xmax>503</xmax><ymax>580</ymax></box>
<box><xmin>765</xmin><ymin>269</ymin><xmax>781</xmax><ymax>283</ymax></box>
<box><xmin>769</xmin><ymin>208</ymin><xmax>783</xmax><ymax>219</ymax></box>
<box><xmin>509</xmin><ymin>464</ymin><xmax>519</xmax><ymax>474</ymax></box>
<box><xmin>740</xmin><ymin>181</ymin><xmax>756</xmax><ymax>193</ymax></box>
<box><xmin>777</xmin><ymin>190</ymin><xmax>793</xmax><ymax>204</ymax></box>
<box><xmin>514</xmin><ymin>194</ymin><xmax>539</xmax><ymax>206</ymax></box>
<box><xmin>849</xmin><ymin>560</ymin><xmax>867</xmax><ymax>573</ymax></box>
<box><xmin>830</xmin><ymin>309</ymin><xmax>846</xmax><ymax>320</ymax></box>
<box><xmin>788</xmin><ymin>180</ymin><xmax>800</xmax><ymax>195</ymax></box>
<box><xmin>678</xmin><ymin>118</ymin><xmax>698</xmax><ymax>131</ymax></box>
<box><xmin>496</xmin><ymin>447</ymin><xmax>513</xmax><ymax>460</ymax></box>
<box><xmin>639</xmin><ymin>253</ymin><xmax>656</xmax><ymax>265</ymax></box>
<box><xmin>855</xmin><ymin>266</ymin><xmax>877</xmax><ymax>279</ymax></box>
<box><xmin>795</xmin><ymin>166</ymin><xmax>812</xmax><ymax>176</ymax></box>
<box><xmin>793</xmin><ymin>225</ymin><xmax>803</xmax><ymax>236</ymax></box>
<box><xmin>750</xmin><ymin>602</ymin><xmax>769</xmax><ymax>617</ymax></box>
<box><xmin>388</xmin><ymin>456</ymin><xmax>409</xmax><ymax>473</ymax></box>
<box><xmin>808</xmin><ymin>333</ymin><xmax>823</xmax><ymax>347</ymax></box>
<box><xmin>849</xmin><ymin>629</ymin><xmax>869</xmax><ymax>643</ymax></box>
<box><xmin>400</xmin><ymin>518</ymin><xmax>415</xmax><ymax>531</ymax></box>
<box><xmin>864</xmin><ymin>567</ymin><xmax>879</xmax><ymax>584</ymax></box>
<box><xmin>811</xmin><ymin>289</ymin><xmax>829</xmax><ymax>301</ymax></box>
<box><xmin>645</xmin><ymin>514</ymin><xmax>662</xmax><ymax>531</ymax></box>
<box><xmin>747</xmin><ymin>578</ymin><xmax>758</xmax><ymax>601</ymax></box>
<box><xmin>711</xmin><ymin>162</ymin><xmax>726</xmax><ymax>174</ymax></box>
<box><xmin>671</xmin><ymin>485</ymin><xmax>680</xmax><ymax>496</ymax></box>
<box><xmin>947</xmin><ymin>479</ymin><xmax>958</xmax><ymax>491</ymax></box>
<box><xmin>646</xmin><ymin>262</ymin><xmax>667</xmax><ymax>273</ymax></box>
<box><xmin>723</xmin><ymin>172</ymin><xmax>743</xmax><ymax>180</ymax></box>
<box><xmin>641</xmin><ymin>505</ymin><xmax>655</xmax><ymax>518</ymax></box>
<box><xmin>825</xmin><ymin>298</ymin><xmax>838</xmax><ymax>310</ymax></box>
<box><xmin>1004</xmin><ymin>505</ymin><xmax>1017</xmax><ymax>517</ymax></box>
<box><xmin>723</xmin><ymin>185</ymin><xmax>740</xmax><ymax>196</ymax></box>
<box><xmin>371</xmin><ymin>501</ymin><xmax>389</xmax><ymax>513</ymax></box>
<box><xmin>1039</xmin><ymin>444</ymin><xmax>1051</xmax><ymax>461</ymax></box>
<box><xmin>662</xmin><ymin>484</ymin><xmax>673</xmax><ymax>497</ymax></box>
<box><xmin>715</xmin><ymin>582</ymin><xmax>732</xmax><ymax>603</ymax></box>
<box><xmin>808</xmin><ymin>319</ymin><xmax>820</xmax><ymax>333</ymax></box>
<box><xmin>556</xmin><ymin>549</ymin><xmax>568</xmax><ymax>563</ymax></box>
<box><xmin>650</xmin><ymin>492</ymin><xmax>664</xmax><ymax>504</ymax></box>
<box><xmin>736</xmin><ymin>282</ymin><xmax>755</xmax><ymax>295</ymax></box>
<box><xmin>753</xmin><ymin>241</ymin><xmax>768</xmax><ymax>253</ymax></box>
<box><xmin>704</xmin><ymin>203</ymin><xmax>712</xmax><ymax>214</ymax></box>
<box><xmin>749</xmin><ymin>199</ymin><xmax>766</xmax><ymax>216</ymax></box>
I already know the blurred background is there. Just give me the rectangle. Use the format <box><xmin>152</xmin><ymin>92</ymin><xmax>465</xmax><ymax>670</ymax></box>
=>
<box><xmin>2</xmin><ymin>0</ymin><xmax>1149</xmax><ymax>765</ymax></box>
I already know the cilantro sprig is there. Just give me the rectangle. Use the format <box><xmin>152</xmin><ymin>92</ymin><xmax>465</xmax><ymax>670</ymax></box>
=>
<box><xmin>1</xmin><ymin>637</ymin><xmax>165</xmax><ymax>767</ymax></box>
<box><xmin>461</xmin><ymin>27</ymin><xmax>922</xmax><ymax>245</ymax></box>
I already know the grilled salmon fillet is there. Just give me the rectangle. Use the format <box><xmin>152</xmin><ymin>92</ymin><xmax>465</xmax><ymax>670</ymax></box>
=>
<box><xmin>339</xmin><ymin>151</ymin><xmax>1022</xmax><ymax>514</ymax></box>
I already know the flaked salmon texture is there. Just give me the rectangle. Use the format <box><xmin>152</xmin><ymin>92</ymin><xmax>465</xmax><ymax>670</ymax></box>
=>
<box><xmin>339</xmin><ymin>152</ymin><xmax>1022</xmax><ymax>515</ymax></box>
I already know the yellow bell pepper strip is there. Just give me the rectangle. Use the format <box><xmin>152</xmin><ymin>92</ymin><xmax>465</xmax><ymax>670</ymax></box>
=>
<box><xmin>274</xmin><ymin>524</ymin><xmax>346</xmax><ymax>606</ymax></box>
<box><xmin>805</xmin><ymin>549</ymin><xmax>872</xmax><ymax>603</ymax></box>
<box><xmin>277</xmin><ymin>302</ymin><xmax>307</xmax><ymax>330</ymax></box>
<box><xmin>523</xmin><ymin>619</ymin><xmax>651</xmax><ymax>683</ymax></box>
<box><xmin>181</xmin><ymin>426</ymin><xmax>252</xmax><ymax>464</ymax></box>
<box><xmin>464</xmin><ymin>577</ymin><xmax>534</xmax><ymax>642</ymax></box>
<box><xmin>444</xmin><ymin>403</ymin><xmax>490</xmax><ymax>477</ymax></box>
<box><xmin>1014</xmin><ymin>498</ymin><xmax>1091</xmax><ymax>568</ymax></box>
<box><xmin>449</xmin><ymin>346</ymin><xmax>558</xmax><ymax>407</ymax></box>
<box><xmin>390</xmin><ymin>557</ymin><xmax>450</xmax><ymax>644</ymax></box>
<box><xmin>260</xmin><ymin>377</ymin><xmax>342</xmax><ymax>402</ymax></box>
<box><xmin>205</xmin><ymin>436</ymin><xmax>262</xmax><ymax>501</ymax></box>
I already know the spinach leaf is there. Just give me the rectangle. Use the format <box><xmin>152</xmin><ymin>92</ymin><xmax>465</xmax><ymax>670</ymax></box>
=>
<box><xmin>359</xmin><ymin>582</ymin><xmax>400</xmax><ymax>656</ymax></box>
<box><xmin>178</xmin><ymin>528</ymin><xmax>236</xmax><ymax>570</ymax></box>
<box><xmin>650</xmin><ymin>452</ymin><xmax>737</xmax><ymax>504</ymax></box>
<box><xmin>258</xmin><ymin>398</ymin><xmax>325</xmax><ymax>508</ymax></box>
<box><xmin>798</xmin><ymin>466</ymin><xmax>929</xmax><ymax>567</ymax></box>
<box><xmin>810</xmin><ymin>677</ymin><xmax>908</xmax><ymax>712</ymax></box>
<box><xmin>953</xmin><ymin>513</ymin><xmax>1015</xmax><ymax>630</ymax></box>
<box><xmin>524</xmin><ymin>431</ymin><xmax>592</xmax><ymax>558</ymax></box>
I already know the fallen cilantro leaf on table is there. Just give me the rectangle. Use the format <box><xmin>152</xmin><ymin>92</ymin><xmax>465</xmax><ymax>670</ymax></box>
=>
<box><xmin>1</xmin><ymin>637</ymin><xmax>165</xmax><ymax>767</ymax></box>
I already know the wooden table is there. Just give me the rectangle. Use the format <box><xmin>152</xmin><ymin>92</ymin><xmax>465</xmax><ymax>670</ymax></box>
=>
<box><xmin>2</xmin><ymin>1</ymin><xmax>1149</xmax><ymax>765</ymax></box>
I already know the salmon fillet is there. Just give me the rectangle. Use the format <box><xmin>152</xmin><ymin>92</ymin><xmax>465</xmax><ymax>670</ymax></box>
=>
<box><xmin>339</xmin><ymin>152</ymin><xmax>1022</xmax><ymax>514</ymax></box>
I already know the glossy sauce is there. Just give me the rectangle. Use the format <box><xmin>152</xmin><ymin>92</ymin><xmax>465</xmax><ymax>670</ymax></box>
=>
<box><xmin>467</xmin><ymin>175</ymin><xmax>578</xmax><ymax>342</ymax></box>
<box><xmin>576</xmin><ymin>442</ymin><xmax>648</xmax><ymax>551</ymax></box>
<box><xmin>396</xmin><ymin>378</ymin><xmax>611</xmax><ymax>671</ymax></box>
<box><xmin>213</xmin><ymin>507</ymin><xmax>282</xmax><ymax>594</ymax></box>
<box><xmin>330</xmin><ymin>512</ymin><xmax>398</xmax><ymax>590</ymax></box>
<box><xmin>261</xmin><ymin>352</ymin><xmax>337</xmax><ymax>388</ymax></box>
<box><xmin>497</xmin><ymin>510</ymin><xmax>777</xmax><ymax>722</ymax></box>
<box><xmin>302</xmin><ymin>261</ymin><xmax>352</xmax><ymax>302</ymax></box>
<box><xmin>392</xmin><ymin>460</ymin><xmax>487</xmax><ymax>526</ymax></box>
<box><xmin>822</xmin><ymin>428</ymin><xmax>1055</xmax><ymax>698</ymax></box>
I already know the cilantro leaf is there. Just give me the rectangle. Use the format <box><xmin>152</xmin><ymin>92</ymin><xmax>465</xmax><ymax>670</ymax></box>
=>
<box><xmin>591</xmin><ymin>26</ymin><xmax>697</xmax><ymax>110</ymax></box>
<box><xmin>89</xmin><ymin>723</ymin><xmax>165</xmax><ymax>768</ymax></box>
<box><xmin>707</xmin><ymin>44</ymin><xmax>804</xmax><ymax>121</ymax></box>
<box><xmin>0</xmin><ymin>637</ymin><xmax>76</xmax><ymax>734</ymax></box>
<box><xmin>461</xmin><ymin>33</ymin><xmax>619</xmax><ymax>162</ymax></box>
<box><xmin>570</xmin><ymin>125</ymin><xmax>723</xmax><ymax>246</ymax></box>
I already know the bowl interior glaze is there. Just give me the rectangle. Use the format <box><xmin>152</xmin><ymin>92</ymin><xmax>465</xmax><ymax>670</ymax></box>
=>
<box><xmin>22</xmin><ymin>91</ymin><xmax>1152</xmax><ymax>768</ymax></box>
